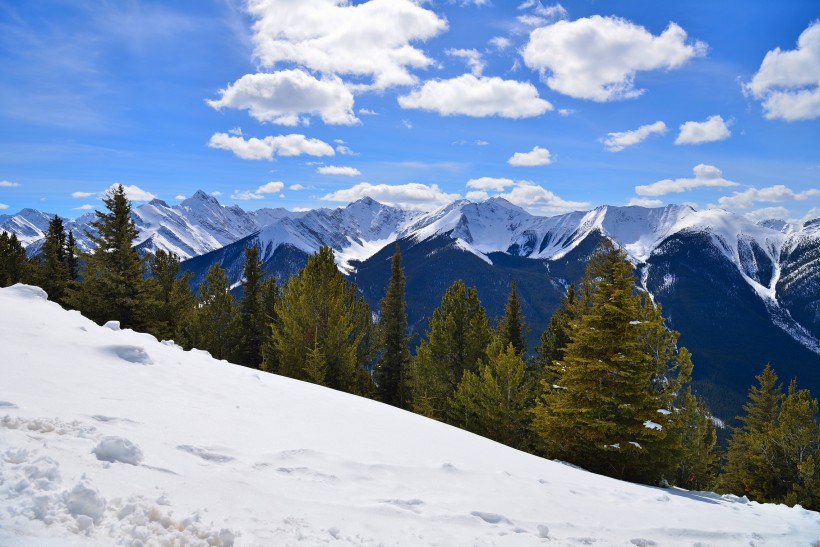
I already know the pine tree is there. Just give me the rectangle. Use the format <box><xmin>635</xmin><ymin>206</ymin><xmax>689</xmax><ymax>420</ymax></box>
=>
<box><xmin>259</xmin><ymin>276</ymin><xmax>280</xmax><ymax>373</ymax></box>
<box><xmin>450</xmin><ymin>341</ymin><xmax>533</xmax><ymax>449</ymax></box>
<box><xmin>671</xmin><ymin>389</ymin><xmax>719</xmax><ymax>490</ymax></box>
<box><xmin>66</xmin><ymin>185</ymin><xmax>149</xmax><ymax>329</ymax></box>
<box><xmin>65</xmin><ymin>230</ymin><xmax>79</xmax><ymax>282</ymax></box>
<box><xmin>410</xmin><ymin>280</ymin><xmax>491</xmax><ymax>420</ymax></box>
<box><xmin>0</xmin><ymin>232</ymin><xmax>28</xmax><ymax>287</ymax></box>
<box><xmin>237</xmin><ymin>244</ymin><xmax>266</xmax><ymax>368</ymax></box>
<box><xmin>145</xmin><ymin>250</ymin><xmax>192</xmax><ymax>342</ymax></box>
<box><xmin>374</xmin><ymin>244</ymin><xmax>411</xmax><ymax>407</ymax></box>
<box><xmin>34</xmin><ymin>215</ymin><xmax>71</xmax><ymax>303</ymax></box>
<box><xmin>532</xmin><ymin>243</ymin><xmax>693</xmax><ymax>484</ymax></box>
<box><xmin>187</xmin><ymin>263</ymin><xmax>241</xmax><ymax>362</ymax></box>
<box><xmin>267</xmin><ymin>246</ymin><xmax>374</xmax><ymax>395</ymax></box>
<box><xmin>497</xmin><ymin>280</ymin><xmax>528</xmax><ymax>356</ymax></box>
<box><xmin>535</xmin><ymin>282</ymin><xmax>589</xmax><ymax>384</ymax></box>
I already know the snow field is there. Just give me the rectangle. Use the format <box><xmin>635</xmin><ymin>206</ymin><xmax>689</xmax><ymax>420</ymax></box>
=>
<box><xmin>1</xmin><ymin>283</ymin><xmax>819</xmax><ymax>546</ymax></box>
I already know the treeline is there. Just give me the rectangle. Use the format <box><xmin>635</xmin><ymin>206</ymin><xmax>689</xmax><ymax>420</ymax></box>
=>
<box><xmin>1</xmin><ymin>185</ymin><xmax>818</xmax><ymax>508</ymax></box>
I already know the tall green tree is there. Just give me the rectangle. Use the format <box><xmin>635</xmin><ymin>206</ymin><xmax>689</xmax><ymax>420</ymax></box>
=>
<box><xmin>374</xmin><ymin>244</ymin><xmax>411</xmax><ymax>407</ymax></box>
<box><xmin>266</xmin><ymin>246</ymin><xmax>374</xmax><ymax>396</ymax></box>
<box><xmin>532</xmin><ymin>243</ymin><xmax>693</xmax><ymax>484</ymax></box>
<box><xmin>410</xmin><ymin>280</ymin><xmax>491</xmax><ymax>420</ymax></box>
<box><xmin>187</xmin><ymin>263</ymin><xmax>241</xmax><ymax>362</ymax></box>
<box><xmin>145</xmin><ymin>250</ymin><xmax>193</xmax><ymax>342</ymax></box>
<box><xmin>0</xmin><ymin>232</ymin><xmax>28</xmax><ymax>287</ymax></box>
<box><xmin>237</xmin><ymin>244</ymin><xmax>266</xmax><ymax>368</ymax></box>
<box><xmin>33</xmin><ymin>215</ymin><xmax>71</xmax><ymax>303</ymax></box>
<box><xmin>535</xmin><ymin>282</ymin><xmax>589</xmax><ymax>384</ymax></box>
<box><xmin>259</xmin><ymin>276</ymin><xmax>280</xmax><ymax>373</ymax></box>
<box><xmin>66</xmin><ymin>185</ymin><xmax>149</xmax><ymax>329</ymax></box>
<box><xmin>671</xmin><ymin>389</ymin><xmax>719</xmax><ymax>490</ymax></box>
<box><xmin>497</xmin><ymin>280</ymin><xmax>528</xmax><ymax>356</ymax></box>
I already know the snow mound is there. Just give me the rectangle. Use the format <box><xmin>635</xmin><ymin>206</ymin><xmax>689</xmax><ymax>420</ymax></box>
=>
<box><xmin>92</xmin><ymin>436</ymin><xmax>144</xmax><ymax>465</ymax></box>
<box><xmin>5</xmin><ymin>283</ymin><xmax>48</xmax><ymax>300</ymax></box>
<box><xmin>1</xmin><ymin>284</ymin><xmax>819</xmax><ymax>546</ymax></box>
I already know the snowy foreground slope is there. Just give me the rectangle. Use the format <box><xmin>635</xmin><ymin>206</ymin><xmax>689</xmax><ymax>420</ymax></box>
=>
<box><xmin>1</xmin><ymin>285</ymin><xmax>818</xmax><ymax>546</ymax></box>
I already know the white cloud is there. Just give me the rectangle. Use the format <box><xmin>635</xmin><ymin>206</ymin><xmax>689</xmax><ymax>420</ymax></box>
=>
<box><xmin>402</xmin><ymin>119</ymin><xmax>414</xmax><ymax>129</ymax></box>
<box><xmin>231</xmin><ymin>181</ymin><xmax>285</xmax><ymax>201</ymax></box>
<box><xmin>743</xmin><ymin>206</ymin><xmax>791</xmax><ymax>222</ymax></box>
<box><xmin>476</xmin><ymin>140</ymin><xmax>489</xmax><ymax>146</ymax></box>
<box><xmin>317</xmin><ymin>165</ymin><xmax>361</xmax><ymax>176</ymax></box>
<box><xmin>508</xmin><ymin>146</ymin><xmax>552</xmax><ymax>166</ymax></box>
<box><xmin>106</xmin><ymin>183</ymin><xmax>156</xmax><ymax>202</ymax></box>
<box><xmin>246</xmin><ymin>0</ymin><xmax>447</xmax><ymax>90</ymax></box>
<box><xmin>358</xmin><ymin>108</ymin><xmax>378</xmax><ymax>116</ymax></box>
<box><xmin>466</xmin><ymin>190</ymin><xmax>490</xmax><ymax>201</ymax></box>
<box><xmin>336</xmin><ymin>144</ymin><xmax>355</xmax><ymax>155</ymax></box>
<box><xmin>207</xmin><ymin>70</ymin><xmax>357</xmax><ymax>126</ymax></box>
<box><xmin>208</xmin><ymin>133</ymin><xmax>335</xmax><ymax>160</ymax></box>
<box><xmin>490</xmin><ymin>36</ymin><xmax>511</xmax><ymax>50</ymax></box>
<box><xmin>227</xmin><ymin>127</ymin><xmax>243</xmax><ymax>136</ymax></box>
<box><xmin>523</xmin><ymin>16</ymin><xmax>705</xmax><ymax>101</ymax></box>
<box><xmin>289</xmin><ymin>184</ymin><xmax>306</xmax><ymax>191</ymax></box>
<box><xmin>446</xmin><ymin>48</ymin><xmax>485</xmax><ymax>76</ymax></box>
<box><xmin>718</xmin><ymin>185</ymin><xmax>820</xmax><ymax>209</ymax></box>
<box><xmin>175</xmin><ymin>195</ymin><xmax>186</xmax><ymax>200</ymax></box>
<box><xmin>321</xmin><ymin>182</ymin><xmax>459</xmax><ymax>210</ymax></box>
<box><xmin>603</xmin><ymin>121</ymin><xmax>667</xmax><ymax>152</ymax></box>
<box><xmin>636</xmin><ymin>164</ymin><xmax>740</xmax><ymax>196</ymax></box>
<box><xmin>0</xmin><ymin>181</ymin><xmax>20</xmax><ymax>188</ymax></box>
<box><xmin>73</xmin><ymin>204</ymin><xmax>94</xmax><ymax>210</ymax></box>
<box><xmin>211</xmin><ymin>191</ymin><xmax>222</xmax><ymax>197</ymax></box>
<box><xmin>0</xmin><ymin>203</ymin><xmax>8</xmax><ymax>210</ymax></box>
<box><xmin>627</xmin><ymin>197</ymin><xmax>664</xmax><ymax>207</ymax></box>
<box><xmin>675</xmin><ymin>115</ymin><xmax>731</xmax><ymax>145</ymax></box>
<box><xmin>558</xmin><ymin>108</ymin><xmax>574</xmax><ymax>116</ymax></box>
<box><xmin>398</xmin><ymin>74</ymin><xmax>552</xmax><ymax>118</ymax></box>
<box><xmin>516</xmin><ymin>2</ymin><xmax>567</xmax><ymax>27</ymax></box>
<box><xmin>71</xmin><ymin>191</ymin><xmax>96</xmax><ymax>198</ymax></box>
<box><xmin>744</xmin><ymin>22</ymin><xmax>820</xmax><ymax>121</ymax></box>
<box><xmin>467</xmin><ymin>177</ymin><xmax>516</xmax><ymax>191</ymax></box>
<box><xmin>498</xmin><ymin>181</ymin><xmax>589</xmax><ymax>215</ymax></box>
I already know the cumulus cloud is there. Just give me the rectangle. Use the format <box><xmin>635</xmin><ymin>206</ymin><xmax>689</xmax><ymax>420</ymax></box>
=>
<box><xmin>71</xmin><ymin>191</ymin><xmax>96</xmax><ymax>198</ymax></box>
<box><xmin>603</xmin><ymin>121</ymin><xmax>667</xmax><ymax>152</ymax></box>
<box><xmin>321</xmin><ymin>182</ymin><xmax>459</xmax><ymax>210</ymax></box>
<box><xmin>743</xmin><ymin>206</ymin><xmax>791</xmax><ymax>222</ymax></box>
<box><xmin>467</xmin><ymin>177</ymin><xmax>516</xmax><ymax>191</ymax></box>
<box><xmin>636</xmin><ymin>164</ymin><xmax>740</xmax><ymax>196</ymax></box>
<box><xmin>627</xmin><ymin>197</ymin><xmax>664</xmax><ymax>207</ymax></box>
<box><xmin>289</xmin><ymin>184</ymin><xmax>305</xmax><ymax>191</ymax></box>
<box><xmin>398</xmin><ymin>74</ymin><xmax>552</xmax><ymax>118</ymax></box>
<box><xmin>718</xmin><ymin>185</ymin><xmax>820</xmax><ymax>209</ymax></box>
<box><xmin>466</xmin><ymin>190</ymin><xmax>490</xmax><ymax>201</ymax></box>
<box><xmin>446</xmin><ymin>48</ymin><xmax>484</xmax><ymax>76</ymax></box>
<box><xmin>317</xmin><ymin>165</ymin><xmax>361</xmax><ymax>176</ymax></box>
<box><xmin>246</xmin><ymin>0</ymin><xmax>447</xmax><ymax>90</ymax></box>
<box><xmin>231</xmin><ymin>181</ymin><xmax>285</xmax><ymax>201</ymax></box>
<box><xmin>175</xmin><ymin>195</ymin><xmax>186</xmax><ymax>200</ymax></box>
<box><xmin>208</xmin><ymin>132</ymin><xmax>335</xmax><ymax>160</ymax></box>
<box><xmin>0</xmin><ymin>203</ymin><xmax>8</xmax><ymax>210</ymax></box>
<box><xmin>0</xmin><ymin>180</ymin><xmax>20</xmax><ymax>188</ymax></box>
<box><xmin>358</xmin><ymin>108</ymin><xmax>378</xmax><ymax>116</ymax></box>
<box><xmin>106</xmin><ymin>184</ymin><xmax>156</xmax><ymax>202</ymax></box>
<box><xmin>73</xmin><ymin>204</ymin><xmax>94</xmax><ymax>210</ymax></box>
<box><xmin>675</xmin><ymin>115</ymin><xmax>731</xmax><ymax>145</ymax></box>
<box><xmin>207</xmin><ymin>70</ymin><xmax>357</xmax><ymax>126</ymax></box>
<box><xmin>508</xmin><ymin>146</ymin><xmax>553</xmax><ymax>166</ymax></box>
<box><xmin>498</xmin><ymin>181</ymin><xmax>589</xmax><ymax>215</ymax></box>
<box><xmin>744</xmin><ymin>22</ymin><xmax>820</xmax><ymax>121</ymax></box>
<box><xmin>516</xmin><ymin>1</ymin><xmax>567</xmax><ymax>27</ymax></box>
<box><xmin>523</xmin><ymin>16</ymin><xmax>705</xmax><ymax>101</ymax></box>
<box><xmin>490</xmin><ymin>36</ymin><xmax>511</xmax><ymax>50</ymax></box>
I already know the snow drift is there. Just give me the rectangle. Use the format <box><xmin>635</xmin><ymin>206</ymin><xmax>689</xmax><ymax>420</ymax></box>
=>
<box><xmin>1</xmin><ymin>284</ymin><xmax>818</xmax><ymax>546</ymax></box>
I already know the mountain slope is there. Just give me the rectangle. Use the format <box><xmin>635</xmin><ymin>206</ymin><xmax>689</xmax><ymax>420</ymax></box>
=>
<box><xmin>2</xmin><ymin>283</ymin><xmax>818</xmax><ymax>546</ymax></box>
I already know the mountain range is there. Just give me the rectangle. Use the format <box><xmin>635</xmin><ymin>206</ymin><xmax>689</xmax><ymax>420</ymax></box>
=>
<box><xmin>3</xmin><ymin>191</ymin><xmax>820</xmax><ymax>421</ymax></box>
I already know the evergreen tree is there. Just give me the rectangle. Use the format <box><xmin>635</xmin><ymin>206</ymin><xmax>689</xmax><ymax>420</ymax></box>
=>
<box><xmin>145</xmin><ymin>250</ymin><xmax>193</xmax><ymax>342</ymax></box>
<box><xmin>0</xmin><ymin>232</ymin><xmax>28</xmax><ymax>287</ymax></box>
<box><xmin>187</xmin><ymin>263</ymin><xmax>241</xmax><ymax>362</ymax></box>
<box><xmin>65</xmin><ymin>230</ymin><xmax>79</xmax><ymax>282</ymax></box>
<box><xmin>410</xmin><ymin>280</ymin><xmax>491</xmax><ymax>420</ymax></box>
<box><xmin>672</xmin><ymin>389</ymin><xmax>719</xmax><ymax>490</ymax></box>
<box><xmin>66</xmin><ymin>185</ymin><xmax>149</xmax><ymax>328</ymax></box>
<box><xmin>497</xmin><ymin>280</ymin><xmax>528</xmax><ymax>356</ymax></box>
<box><xmin>535</xmin><ymin>282</ymin><xmax>589</xmax><ymax>383</ymax></box>
<box><xmin>259</xmin><ymin>276</ymin><xmax>280</xmax><ymax>373</ymax></box>
<box><xmin>237</xmin><ymin>244</ymin><xmax>266</xmax><ymax>368</ymax></box>
<box><xmin>266</xmin><ymin>246</ymin><xmax>374</xmax><ymax>395</ymax></box>
<box><xmin>450</xmin><ymin>341</ymin><xmax>533</xmax><ymax>449</ymax></box>
<box><xmin>532</xmin><ymin>244</ymin><xmax>693</xmax><ymax>484</ymax></box>
<box><xmin>374</xmin><ymin>244</ymin><xmax>411</xmax><ymax>407</ymax></box>
<box><xmin>34</xmin><ymin>215</ymin><xmax>71</xmax><ymax>303</ymax></box>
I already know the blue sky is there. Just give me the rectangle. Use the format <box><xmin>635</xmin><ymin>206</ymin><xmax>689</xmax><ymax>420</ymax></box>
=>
<box><xmin>1</xmin><ymin>0</ymin><xmax>819</xmax><ymax>223</ymax></box>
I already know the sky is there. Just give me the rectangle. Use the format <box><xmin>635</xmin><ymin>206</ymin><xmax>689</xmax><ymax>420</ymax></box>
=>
<box><xmin>1</xmin><ymin>0</ymin><xmax>819</xmax><ymax>223</ymax></box>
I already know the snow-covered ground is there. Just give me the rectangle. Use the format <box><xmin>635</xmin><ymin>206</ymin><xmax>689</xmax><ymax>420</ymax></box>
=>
<box><xmin>1</xmin><ymin>284</ymin><xmax>819</xmax><ymax>546</ymax></box>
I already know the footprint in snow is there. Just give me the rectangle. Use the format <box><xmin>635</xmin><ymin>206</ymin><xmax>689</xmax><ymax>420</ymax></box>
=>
<box><xmin>103</xmin><ymin>345</ymin><xmax>152</xmax><ymax>365</ymax></box>
<box><xmin>380</xmin><ymin>499</ymin><xmax>425</xmax><ymax>513</ymax></box>
<box><xmin>177</xmin><ymin>445</ymin><xmax>234</xmax><ymax>463</ymax></box>
<box><xmin>0</xmin><ymin>400</ymin><xmax>17</xmax><ymax>408</ymax></box>
<box><xmin>471</xmin><ymin>511</ymin><xmax>512</xmax><ymax>525</ymax></box>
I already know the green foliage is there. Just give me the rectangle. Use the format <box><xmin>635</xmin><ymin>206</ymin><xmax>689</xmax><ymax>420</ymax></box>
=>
<box><xmin>450</xmin><ymin>341</ymin><xmax>534</xmax><ymax>449</ymax></box>
<box><xmin>722</xmin><ymin>365</ymin><xmax>820</xmax><ymax>510</ymax></box>
<box><xmin>532</xmin><ymin>243</ymin><xmax>693</xmax><ymax>484</ymax></box>
<box><xmin>410</xmin><ymin>279</ymin><xmax>491</xmax><ymax>420</ymax></box>
<box><xmin>267</xmin><ymin>246</ymin><xmax>374</xmax><ymax>396</ymax></box>
<box><xmin>186</xmin><ymin>263</ymin><xmax>241</xmax><ymax>362</ymax></box>
<box><xmin>535</xmin><ymin>282</ymin><xmax>588</xmax><ymax>385</ymax></box>
<box><xmin>0</xmin><ymin>231</ymin><xmax>28</xmax><ymax>287</ymax></box>
<box><xmin>671</xmin><ymin>389</ymin><xmax>719</xmax><ymax>490</ymax></box>
<box><xmin>497</xmin><ymin>280</ymin><xmax>528</xmax><ymax>357</ymax></box>
<box><xmin>259</xmin><ymin>276</ymin><xmax>281</xmax><ymax>373</ymax></box>
<box><xmin>31</xmin><ymin>216</ymin><xmax>76</xmax><ymax>304</ymax></box>
<box><xmin>237</xmin><ymin>244</ymin><xmax>266</xmax><ymax>368</ymax></box>
<box><xmin>144</xmin><ymin>250</ymin><xmax>194</xmax><ymax>342</ymax></box>
<box><xmin>66</xmin><ymin>185</ymin><xmax>150</xmax><ymax>329</ymax></box>
<box><xmin>374</xmin><ymin>244</ymin><xmax>411</xmax><ymax>407</ymax></box>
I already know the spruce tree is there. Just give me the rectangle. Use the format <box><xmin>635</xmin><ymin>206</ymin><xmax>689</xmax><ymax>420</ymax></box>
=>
<box><xmin>237</xmin><ymin>244</ymin><xmax>265</xmax><ymax>368</ymax></box>
<box><xmin>671</xmin><ymin>389</ymin><xmax>718</xmax><ymax>490</ymax></box>
<box><xmin>410</xmin><ymin>280</ymin><xmax>491</xmax><ymax>420</ymax></box>
<box><xmin>497</xmin><ymin>280</ymin><xmax>528</xmax><ymax>356</ymax></box>
<box><xmin>259</xmin><ymin>276</ymin><xmax>280</xmax><ymax>373</ymax></box>
<box><xmin>65</xmin><ymin>230</ymin><xmax>79</xmax><ymax>282</ymax></box>
<box><xmin>66</xmin><ymin>185</ymin><xmax>149</xmax><ymax>328</ymax></box>
<box><xmin>187</xmin><ymin>263</ymin><xmax>241</xmax><ymax>362</ymax></box>
<box><xmin>374</xmin><ymin>244</ymin><xmax>411</xmax><ymax>407</ymax></box>
<box><xmin>267</xmin><ymin>246</ymin><xmax>374</xmax><ymax>395</ymax></box>
<box><xmin>145</xmin><ymin>250</ymin><xmax>192</xmax><ymax>342</ymax></box>
<box><xmin>0</xmin><ymin>232</ymin><xmax>28</xmax><ymax>287</ymax></box>
<box><xmin>532</xmin><ymin>243</ymin><xmax>693</xmax><ymax>484</ymax></box>
<box><xmin>535</xmin><ymin>282</ymin><xmax>589</xmax><ymax>384</ymax></box>
<box><xmin>34</xmin><ymin>215</ymin><xmax>70</xmax><ymax>303</ymax></box>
